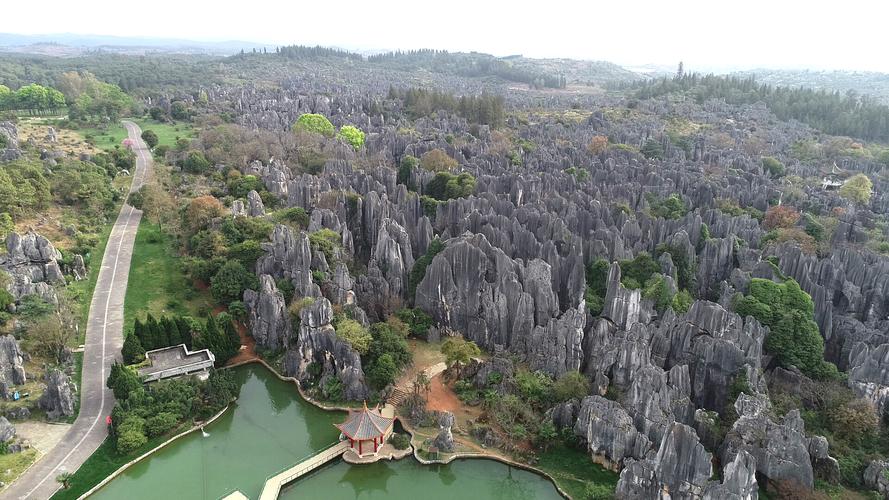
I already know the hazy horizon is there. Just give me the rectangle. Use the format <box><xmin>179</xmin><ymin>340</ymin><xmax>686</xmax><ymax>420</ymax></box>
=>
<box><xmin>2</xmin><ymin>0</ymin><xmax>888</xmax><ymax>73</ymax></box>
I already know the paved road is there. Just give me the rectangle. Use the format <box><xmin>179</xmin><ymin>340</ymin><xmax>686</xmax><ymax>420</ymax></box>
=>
<box><xmin>3</xmin><ymin>121</ymin><xmax>150</xmax><ymax>499</ymax></box>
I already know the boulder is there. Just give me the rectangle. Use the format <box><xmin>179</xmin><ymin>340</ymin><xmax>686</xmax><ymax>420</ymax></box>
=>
<box><xmin>433</xmin><ymin>411</ymin><xmax>455</xmax><ymax>452</ymax></box>
<box><xmin>0</xmin><ymin>335</ymin><xmax>26</xmax><ymax>398</ymax></box>
<box><xmin>247</xmin><ymin>190</ymin><xmax>265</xmax><ymax>217</ymax></box>
<box><xmin>808</xmin><ymin>436</ymin><xmax>840</xmax><ymax>485</ymax></box>
<box><xmin>38</xmin><ymin>368</ymin><xmax>76</xmax><ymax>420</ymax></box>
<box><xmin>0</xmin><ymin>417</ymin><xmax>15</xmax><ymax>443</ymax></box>
<box><xmin>864</xmin><ymin>460</ymin><xmax>889</xmax><ymax>498</ymax></box>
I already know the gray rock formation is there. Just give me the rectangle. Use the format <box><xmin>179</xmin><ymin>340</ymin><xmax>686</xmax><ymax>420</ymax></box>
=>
<box><xmin>808</xmin><ymin>435</ymin><xmax>840</xmax><ymax>485</ymax></box>
<box><xmin>864</xmin><ymin>460</ymin><xmax>889</xmax><ymax>498</ymax></box>
<box><xmin>231</xmin><ymin>200</ymin><xmax>246</xmax><ymax>217</ymax></box>
<box><xmin>247</xmin><ymin>190</ymin><xmax>266</xmax><ymax>217</ymax></box>
<box><xmin>256</xmin><ymin>225</ymin><xmax>321</xmax><ymax>299</ymax></box>
<box><xmin>602</xmin><ymin>262</ymin><xmax>641</xmax><ymax>330</ymax></box>
<box><xmin>433</xmin><ymin>411</ymin><xmax>455</xmax><ymax>452</ymax></box>
<box><xmin>38</xmin><ymin>368</ymin><xmax>76</xmax><ymax>420</ymax></box>
<box><xmin>573</xmin><ymin>395</ymin><xmax>652</xmax><ymax>470</ymax></box>
<box><xmin>287</xmin><ymin>297</ymin><xmax>369</xmax><ymax>400</ymax></box>
<box><xmin>243</xmin><ymin>275</ymin><xmax>292</xmax><ymax>350</ymax></box>
<box><xmin>615</xmin><ymin>422</ymin><xmax>712</xmax><ymax>499</ymax></box>
<box><xmin>0</xmin><ymin>231</ymin><xmax>65</xmax><ymax>305</ymax></box>
<box><xmin>848</xmin><ymin>343</ymin><xmax>889</xmax><ymax>416</ymax></box>
<box><xmin>721</xmin><ymin>394</ymin><xmax>814</xmax><ymax>489</ymax></box>
<box><xmin>703</xmin><ymin>450</ymin><xmax>758</xmax><ymax>500</ymax></box>
<box><xmin>72</xmin><ymin>254</ymin><xmax>87</xmax><ymax>281</ymax></box>
<box><xmin>0</xmin><ymin>335</ymin><xmax>26</xmax><ymax>398</ymax></box>
<box><xmin>0</xmin><ymin>416</ymin><xmax>15</xmax><ymax>443</ymax></box>
<box><xmin>548</xmin><ymin>398</ymin><xmax>580</xmax><ymax>430</ymax></box>
<box><xmin>415</xmin><ymin>232</ymin><xmax>583</xmax><ymax>376</ymax></box>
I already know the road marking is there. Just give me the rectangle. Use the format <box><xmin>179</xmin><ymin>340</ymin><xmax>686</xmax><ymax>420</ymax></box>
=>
<box><xmin>22</xmin><ymin>123</ymin><xmax>145</xmax><ymax>499</ymax></box>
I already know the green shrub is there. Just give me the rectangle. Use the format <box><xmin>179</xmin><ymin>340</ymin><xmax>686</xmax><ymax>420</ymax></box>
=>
<box><xmin>335</xmin><ymin>318</ymin><xmax>372</xmax><ymax>355</ymax></box>
<box><xmin>388</xmin><ymin>433</ymin><xmax>411</xmax><ymax>450</ymax></box>
<box><xmin>145</xmin><ymin>412</ymin><xmax>179</xmax><ymax>438</ymax></box>
<box><xmin>117</xmin><ymin>428</ymin><xmax>148</xmax><ymax>454</ymax></box>
<box><xmin>292</xmin><ymin>113</ymin><xmax>335</xmax><ymax>137</ymax></box>
<box><xmin>761</xmin><ymin>156</ymin><xmax>785</xmax><ymax>177</ymax></box>
<box><xmin>338</xmin><ymin>125</ymin><xmax>365</xmax><ymax>150</ymax></box>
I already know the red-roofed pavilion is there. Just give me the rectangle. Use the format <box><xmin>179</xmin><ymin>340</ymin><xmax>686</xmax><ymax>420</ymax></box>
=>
<box><xmin>335</xmin><ymin>402</ymin><xmax>395</xmax><ymax>456</ymax></box>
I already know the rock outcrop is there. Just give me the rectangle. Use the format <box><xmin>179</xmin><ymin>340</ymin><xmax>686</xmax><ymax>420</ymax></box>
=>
<box><xmin>0</xmin><ymin>416</ymin><xmax>15</xmax><ymax>443</ymax></box>
<box><xmin>574</xmin><ymin>395</ymin><xmax>652</xmax><ymax>470</ymax></box>
<box><xmin>38</xmin><ymin>368</ymin><xmax>76</xmax><ymax>420</ymax></box>
<box><xmin>0</xmin><ymin>335</ymin><xmax>26</xmax><ymax>398</ymax></box>
<box><xmin>864</xmin><ymin>460</ymin><xmax>889</xmax><ymax>498</ymax></box>
<box><xmin>0</xmin><ymin>231</ymin><xmax>65</xmax><ymax>305</ymax></box>
<box><xmin>615</xmin><ymin>422</ymin><xmax>712</xmax><ymax>499</ymax></box>
<box><xmin>433</xmin><ymin>411</ymin><xmax>455</xmax><ymax>452</ymax></box>
<box><xmin>247</xmin><ymin>190</ymin><xmax>266</xmax><ymax>217</ymax></box>
<box><xmin>244</xmin><ymin>275</ymin><xmax>292</xmax><ymax>350</ymax></box>
<box><xmin>287</xmin><ymin>297</ymin><xmax>369</xmax><ymax>401</ymax></box>
<box><xmin>720</xmin><ymin>394</ymin><xmax>814</xmax><ymax>489</ymax></box>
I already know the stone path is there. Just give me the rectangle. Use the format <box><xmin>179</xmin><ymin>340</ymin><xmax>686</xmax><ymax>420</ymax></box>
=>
<box><xmin>3</xmin><ymin>121</ymin><xmax>148</xmax><ymax>499</ymax></box>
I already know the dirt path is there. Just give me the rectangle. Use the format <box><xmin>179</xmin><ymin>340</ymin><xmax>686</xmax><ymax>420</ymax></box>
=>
<box><xmin>227</xmin><ymin>320</ymin><xmax>258</xmax><ymax>365</ymax></box>
<box><xmin>425</xmin><ymin>374</ymin><xmax>462</xmax><ymax>412</ymax></box>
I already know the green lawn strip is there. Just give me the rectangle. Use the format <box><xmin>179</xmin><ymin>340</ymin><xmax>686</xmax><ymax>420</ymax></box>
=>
<box><xmin>131</xmin><ymin>118</ymin><xmax>194</xmax><ymax>149</ymax></box>
<box><xmin>66</xmin><ymin>223</ymin><xmax>114</xmax><ymax>344</ymax></box>
<box><xmin>75</xmin><ymin>122</ymin><xmax>128</xmax><ymax>152</ymax></box>
<box><xmin>50</xmin><ymin>425</ymin><xmax>187</xmax><ymax>500</ymax></box>
<box><xmin>123</xmin><ymin>222</ymin><xmax>213</xmax><ymax>333</ymax></box>
<box><xmin>535</xmin><ymin>444</ymin><xmax>618</xmax><ymax>499</ymax></box>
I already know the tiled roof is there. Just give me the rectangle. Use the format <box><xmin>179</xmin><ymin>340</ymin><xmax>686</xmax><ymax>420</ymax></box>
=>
<box><xmin>334</xmin><ymin>403</ymin><xmax>394</xmax><ymax>440</ymax></box>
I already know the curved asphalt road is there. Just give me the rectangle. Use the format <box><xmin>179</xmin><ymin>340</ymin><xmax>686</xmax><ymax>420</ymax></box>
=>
<box><xmin>3</xmin><ymin>121</ymin><xmax>149</xmax><ymax>499</ymax></box>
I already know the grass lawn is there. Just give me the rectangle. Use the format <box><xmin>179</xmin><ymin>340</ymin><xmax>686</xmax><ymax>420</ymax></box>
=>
<box><xmin>131</xmin><ymin>118</ymin><xmax>195</xmax><ymax>149</ymax></box>
<box><xmin>73</xmin><ymin>117</ymin><xmax>195</xmax><ymax>152</ymax></box>
<box><xmin>123</xmin><ymin>222</ymin><xmax>213</xmax><ymax>332</ymax></box>
<box><xmin>76</xmin><ymin>122</ymin><xmax>128</xmax><ymax>151</ymax></box>
<box><xmin>536</xmin><ymin>444</ymin><xmax>618</xmax><ymax>500</ymax></box>
<box><xmin>0</xmin><ymin>449</ymin><xmax>39</xmax><ymax>494</ymax></box>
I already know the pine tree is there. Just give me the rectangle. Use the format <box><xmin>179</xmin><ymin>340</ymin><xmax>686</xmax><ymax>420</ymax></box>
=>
<box><xmin>167</xmin><ymin>318</ymin><xmax>183</xmax><ymax>346</ymax></box>
<box><xmin>145</xmin><ymin>314</ymin><xmax>162</xmax><ymax>351</ymax></box>
<box><xmin>133</xmin><ymin>318</ymin><xmax>147</xmax><ymax>350</ymax></box>
<box><xmin>177</xmin><ymin>317</ymin><xmax>194</xmax><ymax>349</ymax></box>
<box><xmin>122</xmin><ymin>334</ymin><xmax>145</xmax><ymax>364</ymax></box>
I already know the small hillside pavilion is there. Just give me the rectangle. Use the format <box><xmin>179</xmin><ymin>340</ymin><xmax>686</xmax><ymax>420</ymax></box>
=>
<box><xmin>335</xmin><ymin>402</ymin><xmax>395</xmax><ymax>457</ymax></box>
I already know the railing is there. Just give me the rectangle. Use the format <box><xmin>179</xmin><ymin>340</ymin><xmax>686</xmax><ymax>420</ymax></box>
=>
<box><xmin>258</xmin><ymin>440</ymin><xmax>347</xmax><ymax>500</ymax></box>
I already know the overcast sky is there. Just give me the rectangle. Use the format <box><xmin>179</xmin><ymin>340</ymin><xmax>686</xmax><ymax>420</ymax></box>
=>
<box><xmin>2</xmin><ymin>0</ymin><xmax>887</xmax><ymax>72</ymax></box>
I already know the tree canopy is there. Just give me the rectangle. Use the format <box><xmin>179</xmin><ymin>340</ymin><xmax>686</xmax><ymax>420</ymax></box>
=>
<box><xmin>292</xmin><ymin>113</ymin><xmax>335</xmax><ymax>137</ymax></box>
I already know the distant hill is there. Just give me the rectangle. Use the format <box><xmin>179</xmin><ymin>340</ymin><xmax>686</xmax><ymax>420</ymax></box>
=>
<box><xmin>0</xmin><ymin>33</ymin><xmax>271</xmax><ymax>56</ymax></box>
<box><xmin>733</xmin><ymin>69</ymin><xmax>889</xmax><ymax>104</ymax></box>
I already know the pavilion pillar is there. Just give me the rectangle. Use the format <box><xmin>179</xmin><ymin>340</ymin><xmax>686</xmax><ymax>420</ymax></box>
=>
<box><xmin>349</xmin><ymin>438</ymin><xmax>354</xmax><ymax>448</ymax></box>
<box><xmin>374</xmin><ymin>437</ymin><xmax>378</xmax><ymax>452</ymax></box>
<box><xmin>359</xmin><ymin>440</ymin><xmax>363</xmax><ymax>455</ymax></box>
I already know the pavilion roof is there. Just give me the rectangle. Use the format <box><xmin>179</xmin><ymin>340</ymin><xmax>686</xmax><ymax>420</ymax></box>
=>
<box><xmin>334</xmin><ymin>402</ymin><xmax>394</xmax><ymax>440</ymax></box>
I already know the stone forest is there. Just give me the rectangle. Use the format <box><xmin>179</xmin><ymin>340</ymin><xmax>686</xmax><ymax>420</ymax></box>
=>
<box><xmin>1</xmin><ymin>30</ymin><xmax>889</xmax><ymax>500</ymax></box>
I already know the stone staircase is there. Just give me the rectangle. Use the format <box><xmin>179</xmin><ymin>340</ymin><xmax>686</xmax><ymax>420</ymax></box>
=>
<box><xmin>387</xmin><ymin>387</ymin><xmax>411</xmax><ymax>407</ymax></box>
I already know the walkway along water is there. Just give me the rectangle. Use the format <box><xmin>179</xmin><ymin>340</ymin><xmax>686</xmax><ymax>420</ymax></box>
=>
<box><xmin>3</xmin><ymin>121</ymin><xmax>149</xmax><ymax>500</ymax></box>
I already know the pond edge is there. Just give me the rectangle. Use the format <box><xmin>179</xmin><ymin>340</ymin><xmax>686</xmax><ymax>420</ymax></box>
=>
<box><xmin>230</xmin><ymin>358</ymin><xmax>572</xmax><ymax>500</ymax></box>
<box><xmin>78</xmin><ymin>359</ymin><xmax>572</xmax><ymax>500</ymax></box>
<box><xmin>77</xmin><ymin>400</ymin><xmax>233</xmax><ymax>499</ymax></box>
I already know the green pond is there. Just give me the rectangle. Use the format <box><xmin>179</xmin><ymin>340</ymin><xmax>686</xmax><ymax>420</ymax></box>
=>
<box><xmin>90</xmin><ymin>365</ymin><xmax>562</xmax><ymax>499</ymax></box>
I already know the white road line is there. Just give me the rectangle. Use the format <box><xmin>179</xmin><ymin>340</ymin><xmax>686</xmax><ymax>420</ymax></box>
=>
<box><xmin>21</xmin><ymin>123</ymin><xmax>145</xmax><ymax>499</ymax></box>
